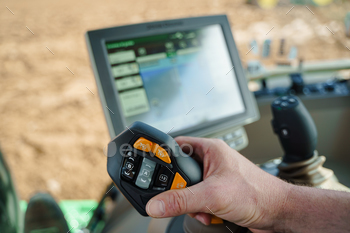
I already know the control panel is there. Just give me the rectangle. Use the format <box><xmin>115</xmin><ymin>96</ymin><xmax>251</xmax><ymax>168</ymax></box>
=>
<box><xmin>106</xmin><ymin>121</ymin><xmax>202</xmax><ymax>216</ymax></box>
<box><xmin>121</xmin><ymin>137</ymin><xmax>187</xmax><ymax>191</ymax></box>
<box><xmin>209</xmin><ymin>127</ymin><xmax>248</xmax><ymax>151</ymax></box>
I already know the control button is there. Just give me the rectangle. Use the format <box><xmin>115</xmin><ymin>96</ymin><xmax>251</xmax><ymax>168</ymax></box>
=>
<box><xmin>126</xmin><ymin>151</ymin><xmax>133</xmax><ymax>157</ymax></box>
<box><xmin>135</xmin><ymin>158</ymin><xmax>156</xmax><ymax>189</ymax></box>
<box><xmin>281</xmin><ymin>96</ymin><xmax>288</xmax><ymax>100</ymax></box>
<box><xmin>170</xmin><ymin>172</ymin><xmax>187</xmax><ymax>190</ymax></box>
<box><xmin>141</xmin><ymin>169</ymin><xmax>151</xmax><ymax>177</ymax></box>
<box><xmin>224</xmin><ymin>133</ymin><xmax>233</xmax><ymax>140</ymax></box>
<box><xmin>236</xmin><ymin>137</ymin><xmax>244</xmax><ymax>145</ymax></box>
<box><xmin>133</xmin><ymin>137</ymin><xmax>153</xmax><ymax>152</ymax></box>
<box><xmin>155</xmin><ymin>166</ymin><xmax>172</xmax><ymax>187</ymax></box>
<box><xmin>273</xmin><ymin>100</ymin><xmax>281</xmax><ymax>105</ymax></box>
<box><xmin>152</xmin><ymin>144</ymin><xmax>171</xmax><ymax>164</ymax></box>
<box><xmin>324</xmin><ymin>82</ymin><xmax>335</xmax><ymax>92</ymax></box>
<box><xmin>280</xmin><ymin>128</ymin><xmax>289</xmax><ymax>138</ymax></box>
<box><xmin>159</xmin><ymin>174</ymin><xmax>168</xmax><ymax>182</ymax></box>
<box><xmin>281</xmin><ymin>102</ymin><xmax>289</xmax><ymax>107</ymax></box>
<box><xmin>211</xmin><ymin>216</ymin><xmax>224</xmax><ymax>224</ymax></box>
<box><xmin>121</xmin><ymin>152</ymin><xmax>140</xmax><ymax>181</ymax></box>
<box><xmin>309</xmin><ymin>85</ymin><xmax>320</xmax><ymax>93</ymax></box>
<box><xmin>125</xmin><ymin>162</ymin><xmax>134</xmax><ymax>170</ymax></box>
<box><xmin>122</xmin><ymin>168</ymin><xmax>134</xmax><ymax>180</ymax></box>
<box><xmin>233</xmin><ymin>129</ymin><xmax>243</xmax><ymax>138</ymax></box>
<box><xmin>229</xmin><ymin>141</ymin><xmax>236</xmax><ymax>148</ymax></box>
<box><xmin>288</xmin><ymin>98</ymin><xmax>296</xmax><ymax>103</ymax></box>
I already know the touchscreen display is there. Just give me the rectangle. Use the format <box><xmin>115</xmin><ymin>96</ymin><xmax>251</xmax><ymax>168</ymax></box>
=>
<box><xmin>105</xmin><ymin>24</ymin><xmax>245</xmax><ymax>133</ymax></box>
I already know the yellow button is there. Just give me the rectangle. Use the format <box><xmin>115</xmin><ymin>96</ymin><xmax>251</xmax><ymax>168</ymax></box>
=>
<box><xmin>170</xmin><ymin>172</ymin><xmax>187</xmax><ymax>190</ymax></box>
<box><xmin>210</xmin><ymin>215</ymin><xmax>224</xmax><ymax>224</ymax></box>
<box><xmin>133</xmin><ymin>137</ymin><xmax>152</xmax><ymax>152</ymax></box>
<box><xmin>152</xmin><ymin>144</ymin><xmax>171</xmax><ymax>164</ymax></box>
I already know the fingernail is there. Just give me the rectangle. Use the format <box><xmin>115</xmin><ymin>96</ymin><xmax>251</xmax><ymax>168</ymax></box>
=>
<box><xmin>195</xmin><ymin>215</ymin><xmax>207</xmax><ymax>225</ymax></box>
<box><xmin>147</xmin><ymin>200</ymin><xmax>165</xmax><ymax>217</ymax></box>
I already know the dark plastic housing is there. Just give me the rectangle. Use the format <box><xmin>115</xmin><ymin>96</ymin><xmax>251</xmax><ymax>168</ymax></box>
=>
<box><xmin>107</xmin><ymin>121</ymin><xmax>202</xmax><ymax>216</ymax></box>
<box><xmin>271</xmin><ymin>96</ymin><xmax>318</xmax><ymax>163</ymax></box>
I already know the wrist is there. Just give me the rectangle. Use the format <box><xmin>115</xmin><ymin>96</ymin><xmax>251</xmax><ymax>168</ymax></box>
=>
<box><xmin>250</xmin><ymin>176</ymin><xmax>293</xmax><ymax>231</ymax></box>
<box><xmin>273</xmin><ymin>184</ymin><xmax>350</xmax><ymax>233</ymax></box>
<box><xmin>272</xmin><ymin>183</ymin><xmax>311</xmax><ymax>233</ymax></box>
<box><xmin>270</xmin><ymin>180</ymin><xmax>294</xmax><ymax>233</ymax></box>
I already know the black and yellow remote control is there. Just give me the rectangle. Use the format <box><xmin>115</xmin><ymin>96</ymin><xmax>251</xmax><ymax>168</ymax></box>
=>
<box><xmin>106</xmin><ymin>121</ymin><xmax>202</xmax><ymax>216</ymax></box>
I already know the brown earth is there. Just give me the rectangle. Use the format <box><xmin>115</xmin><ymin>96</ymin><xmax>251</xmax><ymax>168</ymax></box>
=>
<box><xmin>0</xmin><ymin>0</ymin><xmax>349</xmax><ymax>201</ymax></box>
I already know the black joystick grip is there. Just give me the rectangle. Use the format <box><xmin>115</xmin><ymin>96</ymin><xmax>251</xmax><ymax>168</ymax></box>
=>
<box><xmin>271</xmin><ymin>96</ymin><xmax>317</xmax><ymax>163</ymax></box>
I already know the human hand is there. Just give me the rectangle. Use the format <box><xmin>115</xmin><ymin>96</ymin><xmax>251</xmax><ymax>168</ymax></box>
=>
<box><xmin>146</xmin><ymin>136</ymin><xmax>291</xmax><ymax>232</ymax></box>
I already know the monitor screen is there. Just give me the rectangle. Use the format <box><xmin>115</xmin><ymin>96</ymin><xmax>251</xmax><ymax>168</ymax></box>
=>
<box><xmin>105</xmin><ymin>24</ymin><xmax>245</xmax><ymax>133</ymax></box>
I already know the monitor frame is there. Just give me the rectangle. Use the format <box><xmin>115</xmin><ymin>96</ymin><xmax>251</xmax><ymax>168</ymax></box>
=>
<box><xmin>85</xmin><ymin>15</ymin><xmax>259</xmax><ymax>138</ymax></box>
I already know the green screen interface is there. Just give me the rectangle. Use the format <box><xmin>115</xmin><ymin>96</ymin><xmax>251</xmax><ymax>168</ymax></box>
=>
<box><xmin>105</xmin><ymin>24</ymin><xmax>245</xmax><ymax>133</ymax></box>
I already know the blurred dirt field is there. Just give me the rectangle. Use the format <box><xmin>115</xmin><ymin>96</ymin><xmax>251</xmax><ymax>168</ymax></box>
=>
<box><xmin>0</xmin><ymin>0</ymin><xmax>349</xmax><ymax>200</ymax></box>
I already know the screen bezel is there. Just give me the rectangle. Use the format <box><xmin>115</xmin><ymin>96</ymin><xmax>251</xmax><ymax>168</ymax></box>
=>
<box><xmin>86</xmin><ymin>15</ymin><xmax>259</xmax><ymax>138</ymax></box>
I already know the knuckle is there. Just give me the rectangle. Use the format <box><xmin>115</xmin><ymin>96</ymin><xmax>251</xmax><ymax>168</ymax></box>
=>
<box><xmin>206</xmin><ymin>139</ymin><xmax>229</xmax><ymax>160</ymax></box>
<box><xmin>166</xmin><ymin>190</ymin><xmax>188</xmax><ymax>216</ymax></box>
<box><xmin>210</xmin><ymin>139</ymin><xmax>227</xmax><ymax>151</ymax></box>
<box><xmin>212</xmin><ymin>138</ymin><xmax>224</xmax><ymax>145</ymax></box>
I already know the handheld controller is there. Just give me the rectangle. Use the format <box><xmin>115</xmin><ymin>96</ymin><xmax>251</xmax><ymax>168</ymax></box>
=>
<box><xmin>106</xmin><ymin>121</ymin><xmax>202</xmax><ymax>216</ymax></box>
<box><xmin>271</xmin><ymin>95</ymin><xmax>318</xmax><ymax>163</ymax></box>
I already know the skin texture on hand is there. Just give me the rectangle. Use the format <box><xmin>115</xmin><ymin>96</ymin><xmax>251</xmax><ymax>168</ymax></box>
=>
<box><xmin>275</xmin><ymin>185</ymin><xmax>350</xmax><ymax>233</ymax></box>
<box><xmin>146</xmin><ymin>136</ymin><xmax>291</xmax><ymax>232</ymax></box>
<box><xmin>146</xmin><ymin>136</ymin><xmax>350</xmax><ymax>233</ymax></box>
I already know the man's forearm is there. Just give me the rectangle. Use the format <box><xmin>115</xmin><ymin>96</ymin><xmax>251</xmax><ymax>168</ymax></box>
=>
<box><xmin>275</xmin><ymin>185</ymin><xmax>350</xmax><ymax>233</ymax></box>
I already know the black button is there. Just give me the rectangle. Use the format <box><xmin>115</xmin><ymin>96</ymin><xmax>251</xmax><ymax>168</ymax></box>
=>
<box><xmin>281</xmin><ymin>96</ymin><xmax>288</xmax><ymax>100</ymax></box>
<box><xmin>281</xmin><ymin>102</ymin><xmax>289</xmax><ymax>107</ymax></box>
<box><xmin>273</xmin><ymin>100</ymin><xmax>281</xmax><ymax>106</ymax></box>
<box><xmin>125</xmin><ymin>161</ymin><xmax>134</xmax><ymax>170</ymax></box>
<box><xmin>288</xmin><ymin>98</ymin><xmax>296</xmax><ymax>103</ymax></box>
<box><xmin>154</xmin><ymin>166</ymin><xmax>172</xmax><ymax>187</ymax></box>
<box><xmin>122</xmin><ymin>167</ymin><xmax>135</xmax><ymax>180</ymax></box>
<box><xmin>121</xmin><ymin>152</ymin><xmax>140</xmax><ymax>181</ymax></box>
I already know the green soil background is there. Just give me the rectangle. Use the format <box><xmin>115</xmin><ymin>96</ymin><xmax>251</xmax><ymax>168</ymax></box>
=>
<box><xmin>0</xmin><ymin>0</ymin><xmax>349</xmax><ymax>201</ymax></box>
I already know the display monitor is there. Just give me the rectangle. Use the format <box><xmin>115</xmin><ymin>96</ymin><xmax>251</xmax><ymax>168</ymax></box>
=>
<box><xmin>86</xmin><ymin>15</ymin><xmax>259</xmax><ymax>139</ymax></box>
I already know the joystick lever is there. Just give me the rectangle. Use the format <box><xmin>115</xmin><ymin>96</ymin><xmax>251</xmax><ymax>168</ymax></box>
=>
<box><xmin>271</xmin><ymin>96</ymin><xmax>317</xmax><ymax>163</ymax></box>
<box><xmin>271</xmin><ymin>96</ymin><xmax>349</xmax><ymax>191</ymax></box>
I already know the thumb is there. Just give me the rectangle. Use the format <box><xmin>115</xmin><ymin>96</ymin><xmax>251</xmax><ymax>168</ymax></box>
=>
<box><xmin>146</xmin><ymin>183</ymin><xmax>207</xmax><ymax>218</ymax></box>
